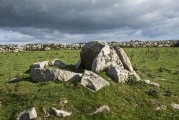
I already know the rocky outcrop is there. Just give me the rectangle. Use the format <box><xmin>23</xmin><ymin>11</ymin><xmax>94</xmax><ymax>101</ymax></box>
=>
<box><xmin>107</xmin><ymin>65</ymin><xmax>129</xmax><ymax>83</ymax></box>
<box><xmin>80</xmin><ymin>41</ymin><xmax>140</xmax><ymax>83</ymax></box>
<box><xmin>51</xmin><ymin>107</ymin><xmax>72</xmax><ymax>117</ymax></box>
<box><xmin>80</xmin><ymin>70</ymin><xmax>110</xmax><ymax>92</ymax></box>
<box><xmin>16</xmin><ymin>107</ymin><xmax>37</xmax><ymax>120</ymax></box>
<box><xmin>30</xmin><ymin>61</ymin><xmax>49</xmax><ymax>69</ymax></box>
<box><xmin>51</xmin><ymin>59</ymin><xmax>66</xmax><ymax>68</ymax></box>
<box><xmin>30</xmin><ymin>68</ymin><xmax>82</xmax><ymax>82</ymax></box>
<box><xmin>28</xmin><ymin>41</ymin><xmax>141</xmax><ymax>89</ymax></box>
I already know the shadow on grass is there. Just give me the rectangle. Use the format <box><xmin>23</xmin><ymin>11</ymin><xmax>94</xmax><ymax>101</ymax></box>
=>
<box><xmin>24</xmin><ymin>69</ymin><xmax>30</xmax><ymax>74</ymax></box>
<box><xmin>9</xmin><ymin>111</ymin><xmax>18</xmax><ymax>120</ymax></box>
<box><xmin>6</xmin><ymin>77</ymin><xmax>35</xmax><ymax>84</ymax></box>
<box><xmin>63</xmin><ymin>64</ymin><xmax>85</xmax><ymax>73</ymax></box>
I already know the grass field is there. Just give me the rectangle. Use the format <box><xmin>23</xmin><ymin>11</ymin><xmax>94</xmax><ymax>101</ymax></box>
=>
<box><xmin>0</xmin><ymin>47</ymin><xmax>179</xmax><ymax>120</ymax></box>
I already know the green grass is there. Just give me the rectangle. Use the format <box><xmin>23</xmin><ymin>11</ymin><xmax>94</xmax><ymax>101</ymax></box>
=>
<box><xmin>0</xmin><ymin>48</ymin><xmax>179</xmax><ymax>120</ymax></box>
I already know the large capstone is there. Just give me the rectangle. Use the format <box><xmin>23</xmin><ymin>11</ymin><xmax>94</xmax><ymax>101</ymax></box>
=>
<box><xmin>30</xmin><ymin>68</ymin><xmax>82</xmax><ymax>82</ymax></box>
<box><xmin>92</xmin><ymin>44</ymin><xmax>123</xmax><ymax>73</ymax></box>
<box><xmin>80</xmin><ymin>70</ymin><xmax>109</xmax><ymax>92</ymax></box>
<box><xmin>80</xmin><ymin>41</ymin><xmax>106</xmax><ymax>70</ymax></box>
<box><xmin>80</xmin><ymin>41</ymin><xmax>123</xmax><ymax>73</ymax></box>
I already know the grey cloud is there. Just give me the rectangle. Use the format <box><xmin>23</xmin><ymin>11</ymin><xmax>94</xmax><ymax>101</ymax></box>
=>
<box><xmin>0</xmin><ymin>0</ymin><xmax>179</xmax><ymax>44</ymax></box>
<box><xmin>0</xmin><ymin>0</ymin><xmax>175</xmax><ymax>30</ymax></box>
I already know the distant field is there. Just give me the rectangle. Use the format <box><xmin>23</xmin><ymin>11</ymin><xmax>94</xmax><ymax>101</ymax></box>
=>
<box><xmin>0</xmin><ymin>47</ymin><xmax>179</xmax><ymax>120</ymax></box>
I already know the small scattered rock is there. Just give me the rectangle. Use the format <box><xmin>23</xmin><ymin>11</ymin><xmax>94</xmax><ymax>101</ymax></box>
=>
<box><xmin>144</xmin><ymin>80</ymin><xmax>160</xmax><ymax>87</ymax></box>
<box><xmin>8</xmin><ymin>78</ymin><xmax>21</xmax><ymax>83</ymax></box>
<box><xmin>51</xmin><ymin>107</ymin><xmax>72</xmax><ymax>117</ymax></box>
<box><xmin>51</xmin><ymin>59</ymin><xmax>66</xmax><ymax>68</ymax></box>
<box><xmin>42</xmin><ymin>108</ymin><xmax>50</xmax><ymax>118</ymax></box>
<box><xmin>155</xmin><ymin>78</ymin><xmax>166</xmax><ymax>81</ymax></box>
<box><xmin>155</xmin><ymin>105</ymin><xmax>167</xmax><ymax>110</ymax></box>
<box><xmin>16</xmin><ymin>107</ymin><xmax>37</xmax><ymax>120</ymax></box>
<box><xmin>81</xmin><ymin>70</ymin><xmax>110</xmax><ymax>92</ymax></box>
<box><xmin>60</xmin><ymin>100</ymin><xmax>68</xmax><ymax>104</ymax></box>
<box><xmin>30</xmin><ymin>61</ymin><xmax>49</xmax><ymax>69</ymax></box>
<box><xmin>90</xmin><ymin>105</ymin><xmax>110</xmax><ymax>115</ymax></box>
<box><xmin>171</xmin><ymin>103</ymin><xmax>179</xmax><ymax>110</ymax></box>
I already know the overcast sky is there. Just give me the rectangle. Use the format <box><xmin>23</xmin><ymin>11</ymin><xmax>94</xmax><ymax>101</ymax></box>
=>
<box><xmin>0</xmin><ymin>0</ymin><xmax>179</xmax><ymax>44</ymax></box>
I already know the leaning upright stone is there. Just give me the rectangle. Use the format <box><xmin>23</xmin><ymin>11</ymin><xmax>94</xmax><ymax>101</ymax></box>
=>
<box><xmin>114</xmin><ymin>46</ymin><xmax>133</xmax><ymax>72</ymax></box>
<box><xmin>30</xmin><ymin>61</ymin><xmax>49</xmax><ymax>69</ymax></box>
<box><xmin>114</xmin><ymin>46</ymin><xmax>141</xmax><ymax>81</ymax></box>
<box><xmin>80</xmin><ymin>70</ymin><xmax>109</xmax><ymax>92</ymax></box>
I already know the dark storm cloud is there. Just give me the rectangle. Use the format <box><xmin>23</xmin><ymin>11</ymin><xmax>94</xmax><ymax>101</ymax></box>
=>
<box><xmin>0</xmin><ymin>0</ymin><xmax>121</xmax><ymax>31</ymax></box>
<box><xmin>0</xmin><ymin>0</ymin><xmax>179</xmax><ymax>44</ymax></box>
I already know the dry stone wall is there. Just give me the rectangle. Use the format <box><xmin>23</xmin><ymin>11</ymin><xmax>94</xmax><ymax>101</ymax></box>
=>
<box><xmin>0</xmin><ymin>40</ymin><xmax>179</xmax><ymax>53</ymax></box>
